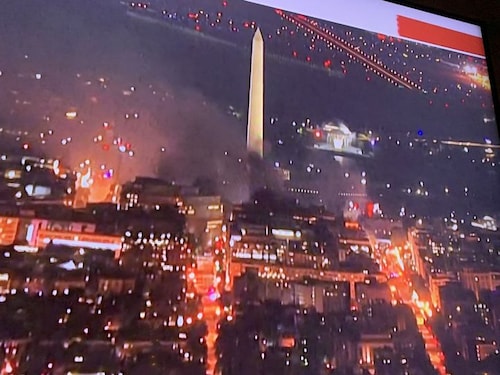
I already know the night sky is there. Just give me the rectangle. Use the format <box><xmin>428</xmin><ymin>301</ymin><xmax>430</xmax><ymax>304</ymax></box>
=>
<box><xmin>0</xmin><ymin>0</ymin><xmax>498</xmax><ymax>216</ymax></box>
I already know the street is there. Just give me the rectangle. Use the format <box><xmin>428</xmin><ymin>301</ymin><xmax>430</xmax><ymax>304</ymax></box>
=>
<box><xmin>370</xmin><ymin>232</ymin><xmax>448</xmax><ymax>375</ymax></box>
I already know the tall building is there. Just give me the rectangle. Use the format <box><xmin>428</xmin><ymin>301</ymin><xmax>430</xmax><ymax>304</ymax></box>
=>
<box><xmin>247</xmin><ymin>28</ymin><xmax>264</xmax><ymax>158</ymax></box>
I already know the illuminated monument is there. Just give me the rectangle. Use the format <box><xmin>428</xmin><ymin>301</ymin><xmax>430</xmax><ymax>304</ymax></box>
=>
<box><xmin>247</xmin><ymin>28</ymin><xmax>264</xmax><ymax>158</ymax></box>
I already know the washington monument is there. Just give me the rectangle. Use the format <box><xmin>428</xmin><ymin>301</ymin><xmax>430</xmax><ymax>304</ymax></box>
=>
<box><xmin>247</xmin><ymin>28</ymin><xmax>264</xmax><ymax>158</ymax></box>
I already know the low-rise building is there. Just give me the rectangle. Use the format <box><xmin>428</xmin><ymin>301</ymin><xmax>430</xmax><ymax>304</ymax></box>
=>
<box><xmin>460</xmin><ymin>268</ymin><xmax>500</xmax><ymax>300</ymax></box>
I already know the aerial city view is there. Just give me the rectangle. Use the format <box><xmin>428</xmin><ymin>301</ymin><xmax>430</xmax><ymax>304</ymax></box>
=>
<box><xmin>0</xmin><ymin>0</ymin><xmax>499</xmax><ymax>374</ymax></box>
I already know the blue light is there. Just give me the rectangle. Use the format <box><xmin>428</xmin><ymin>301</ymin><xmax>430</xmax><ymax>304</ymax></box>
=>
<box><xmin>417</xmin><ymin>130</ymin><xmax>424</xmax><ymax>136</ymax></box>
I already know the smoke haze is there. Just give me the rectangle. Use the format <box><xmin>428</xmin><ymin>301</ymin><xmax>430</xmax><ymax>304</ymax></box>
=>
<box><xmin>0</xmin><ymin>0</ymin><xmax>283</xmax><ymax>203</ymax></box>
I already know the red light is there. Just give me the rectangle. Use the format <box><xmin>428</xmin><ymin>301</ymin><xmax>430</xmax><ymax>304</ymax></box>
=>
<box><xmin>292</xmin><ymin>50</ymin><xmax>297</xmax><ymax>58</ymax></box>
<box><xmin>222</xmin><ymin>0</ymin><xmax>227</xmax><ymax>6</ymax></box>
<box><xmin>366</xmin><ymin>202</ymin><xmax>374</xmax><ymax>218</ymax></box>
<box><xmin>215</xmin><ymin>238</ymin><xmax>224</xmax><ymax>249</ymax></box>
<box><xmin>102</xmin><ymin>144</ymin><xmax>110</xmax><ymax>151</ymax></box>
<box><xmin>323</xmin><ymin>59</ymin><xmax>331</xmax><ymax>68</ymax></box>
<box><xmin>306</xmin><ymin>56</ymin><xmax>311</xmax><ymax>62</ymax></box>
<box><xmin>314</xmin><ymin>130</ymin><xmax>322</xmax><ymax>138</ymax></box>
<box><xmin>195</xmin><ymin>25</ymin><xmax>201</xmax><ymax>31</ymax></box>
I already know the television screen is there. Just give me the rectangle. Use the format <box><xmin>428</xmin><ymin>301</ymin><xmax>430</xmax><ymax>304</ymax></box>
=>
<box><xmin>0</xmin><ymin>1</ymin><xmax>499</xmax><ymax>374</ymax></box>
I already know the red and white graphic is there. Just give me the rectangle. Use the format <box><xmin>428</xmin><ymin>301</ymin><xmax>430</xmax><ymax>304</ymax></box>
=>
<box><xmin>248</xmin><ymin>0</ymin><xmax>485</xmax><ymax>57</ymax></box>
<box><xmin>397</xmin><ymin>15</ymin><xmax>485</xmax><ymax>57</ymax></box>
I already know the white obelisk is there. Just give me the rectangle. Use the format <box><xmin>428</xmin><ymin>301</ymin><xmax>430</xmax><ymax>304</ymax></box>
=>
<box><xmin>247</xmin><ymin>28</ymin><xmax>264</xmax><ymax>158</ymax></box>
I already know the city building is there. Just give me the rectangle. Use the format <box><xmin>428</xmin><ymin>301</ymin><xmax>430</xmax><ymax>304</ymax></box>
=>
<box><xmin>460</xmin><ymin>268</ymin><xmax>500</xmax><ymax>300</ymax></box>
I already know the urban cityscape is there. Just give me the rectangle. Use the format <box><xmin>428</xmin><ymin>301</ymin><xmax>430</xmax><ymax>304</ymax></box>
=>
<box><xmin>0</xmin><ymin>0</ymin><xmax>499</xmax><ymax>374</ymax></box>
